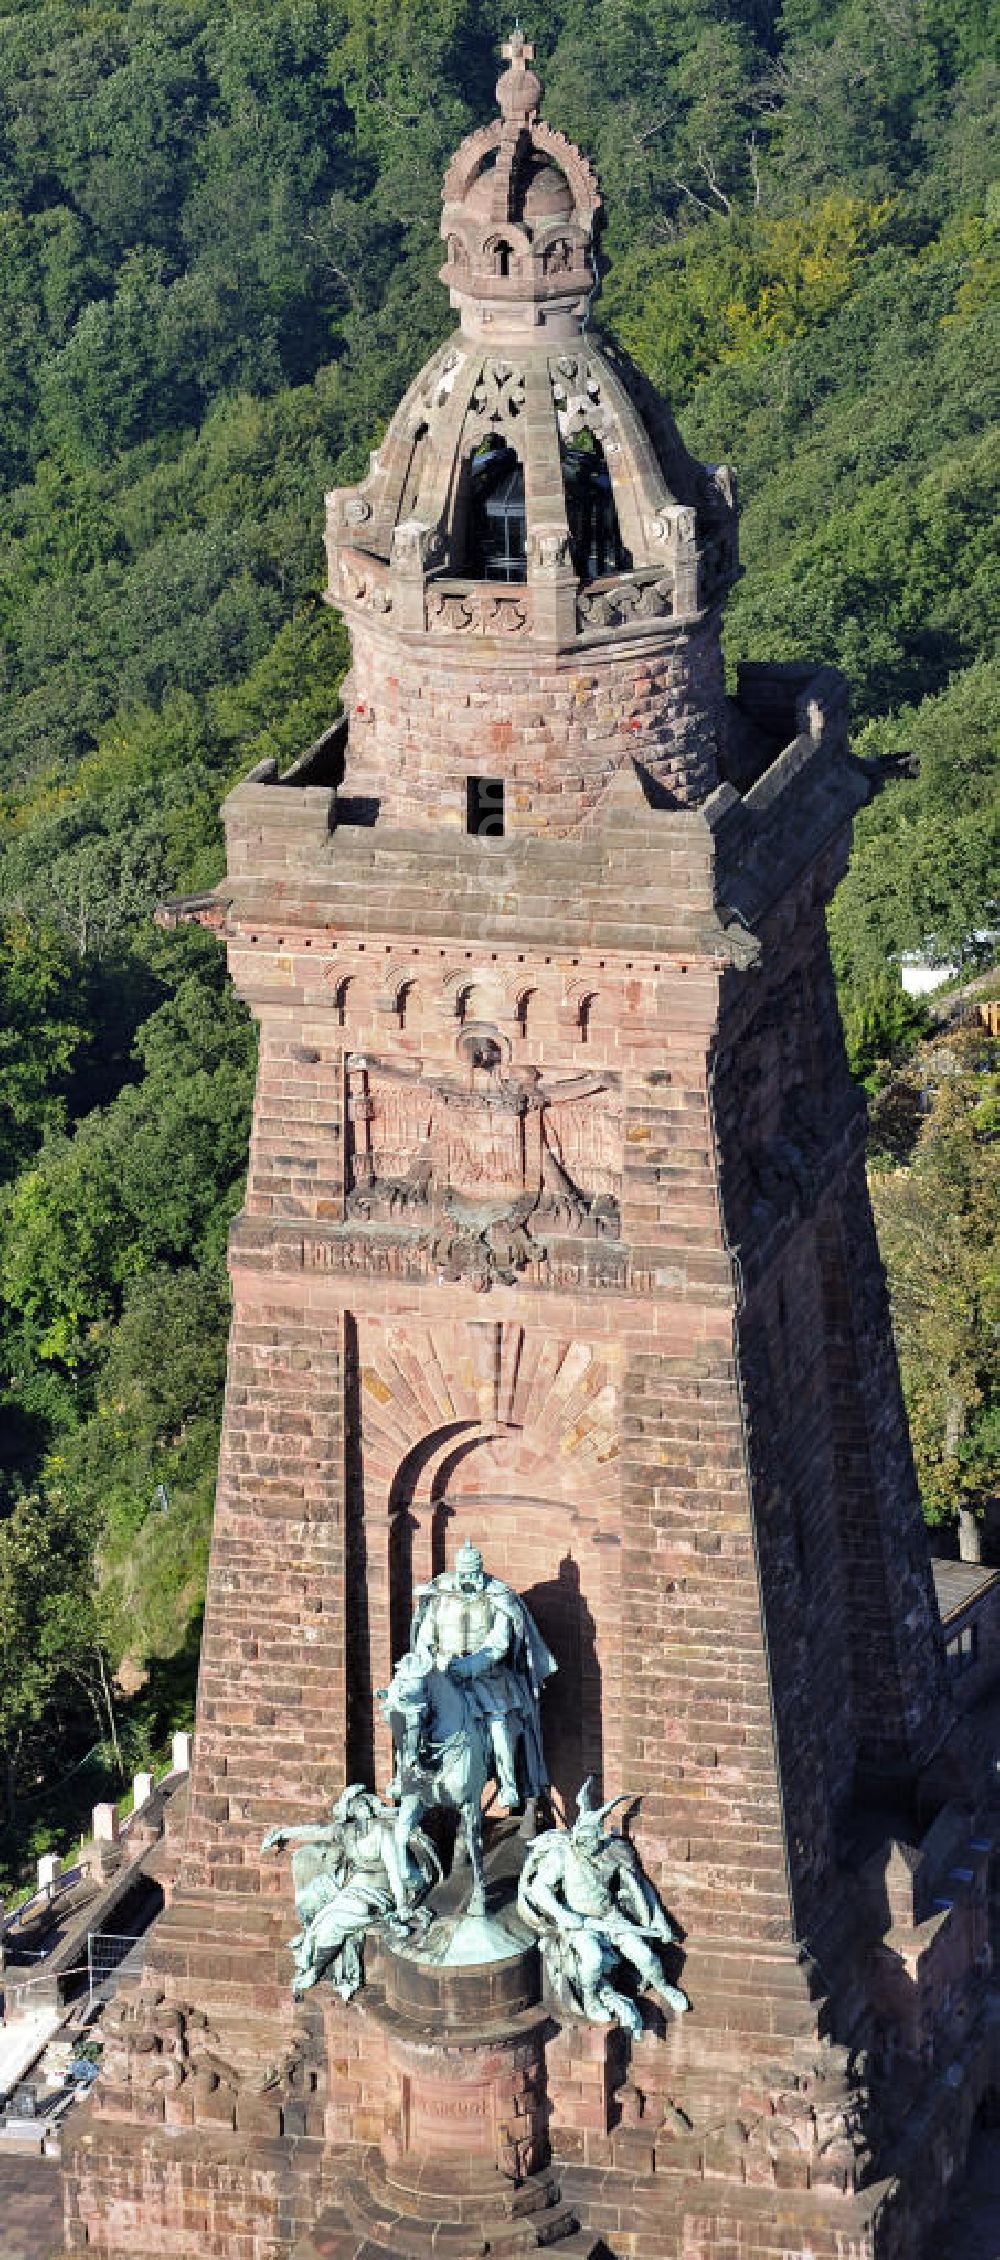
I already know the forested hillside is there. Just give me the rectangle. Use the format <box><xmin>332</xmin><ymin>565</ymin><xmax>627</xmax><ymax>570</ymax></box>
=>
<box><xmin>0</xmin><ymin>0</ymin><xmax>996</xmax><ymax>1875</ymax></box>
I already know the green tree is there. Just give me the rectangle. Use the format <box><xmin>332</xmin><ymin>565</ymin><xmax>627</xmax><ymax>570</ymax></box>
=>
<box><xmin>871</xmin><ymin>1025</ymin><xmax>1000</xmax><ymax>1523</ymax></box>
<box><xmin>829</xmin><ymin>662</ymin><xmax>1000</xmax><ymax>1014</ymax></box>
<box><xmin>2</xmin><ymin>935</ymin><xmax>255</xmax><ymax>1374</ymax></box>
<box><xmin>840</xmin><ymin>972</ymin><xmax>929</xmax><ymax>1092</ymax></box>
<box><xmin>0</xmin><ymin>918</ymin><xmax>90</xmax><ymax>1179</ymax></box>
<box><xmin>0</xmin><ymin>1489</ymin><xmax>113</xmax><ymax>1823</ymax></box>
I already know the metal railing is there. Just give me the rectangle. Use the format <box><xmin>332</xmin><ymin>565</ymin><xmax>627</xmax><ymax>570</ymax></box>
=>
<box><xmin>86</xmin><ymin>1931</ymin><xmax>146</xmax><ymax>2008</ymax></box>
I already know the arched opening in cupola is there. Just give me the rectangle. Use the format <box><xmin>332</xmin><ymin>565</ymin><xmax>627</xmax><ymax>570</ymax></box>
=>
<box><xmin>561</xmin><ymin>429</ymin><xmax>627</xmax><ymax>582</ymax></box>
<box><xmin>465</xmin><ymin>435</ymin><xmax>527</xmax><ymax>582</ymax></box>
<box><xmin>543</xmin><ymin>237</ymin><xmax>574</xmax><ymax>275</ymax></box>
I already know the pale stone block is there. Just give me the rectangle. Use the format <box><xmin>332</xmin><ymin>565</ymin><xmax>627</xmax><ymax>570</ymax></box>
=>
<box><xmin>132</xmin><ymin>1771</ymin><xmax>155</xmax><ymax>1811</ymax></box>
<box><xmin>37</xmin><ymin>1853</ymin><xmax>61</xmax><ymax>1893</ymax></box>
<box><xmin>92</xmin><ymin>1802</ymin><xmax>119</xmax><ymax>1843</ymax></box>
<box><xmin>171</xmin><ymin>1731</ymin><xmax>192</xmax><ymax>1774</ymax></box>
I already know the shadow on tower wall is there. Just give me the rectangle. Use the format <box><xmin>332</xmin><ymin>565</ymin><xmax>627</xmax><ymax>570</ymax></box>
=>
<box><xmin>526</xmin><ymin>1552</ymin><xmax>603</xmax><ymax>1817</ymax></box>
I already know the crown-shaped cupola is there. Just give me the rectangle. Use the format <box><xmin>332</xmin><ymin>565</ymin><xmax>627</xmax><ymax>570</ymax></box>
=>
<box><xmin>440</xmin><ymin>31</ymin><xmax>600</xmax><ymax>341</ymax></box>
<box><xmin>324</xmin><ymin>39</ymin><xmax>740</xmax><ymax>834</ymax></box>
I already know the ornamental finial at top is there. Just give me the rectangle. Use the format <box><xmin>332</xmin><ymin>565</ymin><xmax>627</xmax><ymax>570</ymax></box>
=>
<box><xmin>438</xmin><ymin>34</ymin><xmax>601</xmax><ymax>340</ymax></box>
<box><xmin>496</xmin><ymin>25</ymin><xmax>542</xmax><ymax>126</ymax></box>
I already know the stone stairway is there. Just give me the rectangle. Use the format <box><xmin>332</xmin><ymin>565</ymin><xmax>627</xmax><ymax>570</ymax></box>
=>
<box><xmin>294</xmin><ymin>2151</ymin><xmax>602</xmax><ymax>2260</ymax></box>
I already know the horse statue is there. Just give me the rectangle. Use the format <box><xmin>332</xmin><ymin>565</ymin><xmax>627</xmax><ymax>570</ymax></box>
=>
<box><xmin>379</xmin><ymin>1652</ymin><xmax>493</xmax><ymax>1916</ymax></box>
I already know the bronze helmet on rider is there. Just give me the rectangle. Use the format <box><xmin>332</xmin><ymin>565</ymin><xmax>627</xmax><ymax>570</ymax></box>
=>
<box><xmin>455</xmin><ymin>1539</ymin><xmax>487</xmax><ymax>1592</ymax></box>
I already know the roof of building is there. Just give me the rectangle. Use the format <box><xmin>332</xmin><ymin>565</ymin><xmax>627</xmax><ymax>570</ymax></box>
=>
<box><xmin>931</xmin><ymin>1557</ymin><xmax>1000</xmax><ymax>1625</ymax></box>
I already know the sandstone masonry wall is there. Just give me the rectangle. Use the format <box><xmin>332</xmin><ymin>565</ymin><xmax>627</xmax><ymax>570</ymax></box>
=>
<box><xmin>344</xmin><ymin>610</ymin><xmax>726</xmax><ymax>831</ymax></box>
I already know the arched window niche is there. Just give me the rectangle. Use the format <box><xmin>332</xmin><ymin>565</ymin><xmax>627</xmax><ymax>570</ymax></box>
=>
<box><xmin>397</xmin><ymin>979</ymin><xmax>422</xmax><ymax>1033</ymax></box>
<box><xmin>561</xmin><ymin>428</ymin><xmax>628</xmax><ymax>582</ymax></box>
<box><xmin>543</xmin><ymin>237</ymin><xmax>574</xmax><ymax>275</ymax></box>
<box><xmin>464</xmin><ymin>436</ymin><xmax>527</xmax><ymax>583</ymax></box>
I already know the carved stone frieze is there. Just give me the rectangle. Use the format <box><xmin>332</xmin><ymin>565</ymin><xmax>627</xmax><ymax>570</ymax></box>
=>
<box><xmin>577</xmin><ymin>569</ymin><xmax>674</xmax><ymax>632</ymax></box>
<box><xmin>298</xmin><ymin>1228</ymin><xmax>640</xmax><ymax>1294</ymax></box>
<box><xmin>95</xmin><ymin>1984</ymin><xmax>318</xmax><ymax>2135</ymax></box>
<box><xmin>344</xmin><ymin>1052</ymin><xmax>622</xmax><ymax>1288</ymax></box>
<box><xmin>466</xmin><ymin>359</ymin><xmax>526</xmax><ymax>436</ymax></box>
<box><xmin>426</xmin><ymin>585</ymin><xmax>531</xmax><ymax>637</ymax></box>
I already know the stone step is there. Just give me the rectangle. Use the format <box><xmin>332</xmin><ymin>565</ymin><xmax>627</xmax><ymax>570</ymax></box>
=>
<box><xmin>296</xmin><ymin>2185</ymin><xmax>598</xmax><ymax>2260</ymax></box>
<box><xmin>369</xmin><ymin>2155</ymin><xmax>562</xmax><ymax>2223</ymax></box>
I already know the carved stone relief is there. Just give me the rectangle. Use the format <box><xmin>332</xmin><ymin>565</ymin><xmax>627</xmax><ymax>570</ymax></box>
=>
<box><xmin>527</xmin><ymin>525</ymin><xmax>572</xmax><ymax>572</ymax></box>
<box><xmin>467</xmin><ymin>359</ymin><xmax>526</xmax><ymax>434</ymax></box>
<box><xmin>577</xmin><ymin>569</ymin><xmax>673</xmax><ymax>632</ymax></box>
<box><xmin>549</xmin><ymin>357</ymin><xmax>620</xmax><ymax>458</ymax></box>
<box><xmin>426</xmin><ymin>586</ymin><xmax>531</xmax><ymax>636</ymax></box>
<box><xmin>736</xmin><ymin>2047</ymin><xmax>874</xmax><ymax>2195</ymax></box>
<box><xmin>340</xmin><ymin>555</ymin><xmax>393</xmax><ymax>614</ymax></box>
<box><xmin>345</xmin><ymin>1053</ymin><xmax>622</xmax><ymax>1288</ymax></box>
<box><xmin>97</xmin><ymin>1984</ymin><xmax>317</xmax><ymax>2134</ymax></box>
<box><xmin>391</xmin><ymin>520</ymin><xmax>446</xmax><ymax>574</ymax></box>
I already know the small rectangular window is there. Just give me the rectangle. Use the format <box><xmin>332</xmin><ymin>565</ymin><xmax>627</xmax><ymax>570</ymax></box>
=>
<box><xmin>947</xmin><ymin>1621</ymin><xmax>979</xmax><ymax>1677</ymax></box>
<box><xmin>467</xmin><ymin>776</ymin><xmax>505</xmax><ymax>837</ymax></box>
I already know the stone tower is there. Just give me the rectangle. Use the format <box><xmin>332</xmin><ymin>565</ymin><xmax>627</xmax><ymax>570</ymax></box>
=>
<box><xmin>65</xmin><ymin>40</ymin><xmax>998</xmax><ymax>2260</ymax></box>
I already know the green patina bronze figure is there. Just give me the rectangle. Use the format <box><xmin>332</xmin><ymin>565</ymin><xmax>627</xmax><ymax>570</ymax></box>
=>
<box><xmin>262</xmin><ymin>1784</ymin><xmax>440</xmax><ymax>2000</ymax></box>
<box><xmin>409</xmin><ymin>1539</ymin><xmax>556</xmax><ymax>1810</ymax></box>
<box><xmin>517</xmin><ymin>1777</ymin><xmax>689</xmax><ymax>2039</ymax></box>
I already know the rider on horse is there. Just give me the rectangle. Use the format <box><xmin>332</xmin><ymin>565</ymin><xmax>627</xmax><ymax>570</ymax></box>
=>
<box><xmin>410</xmin><ymin>1540</ymin><xmax>556</xmax><ymax>1809</ymax></box>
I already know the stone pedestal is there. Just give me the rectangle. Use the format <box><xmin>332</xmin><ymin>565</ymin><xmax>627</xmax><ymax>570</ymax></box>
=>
<box><xmin>379</xmin><ymin>1922</ymin><xmax>540</xmax><ymax>2028</ymax></box>
<box><xmin>300</xmin><ymin>1935</ymin><xmax>596</xmax><ymax>2259</ymax></box>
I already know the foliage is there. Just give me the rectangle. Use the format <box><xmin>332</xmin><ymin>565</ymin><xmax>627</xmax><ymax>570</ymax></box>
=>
<box><xmin>0</xmin><ymin>928</ymin><xmax>253</xmax><ymax>1808</ymax></box>
<box><xmin>0</xmin><ymin>918</ymin><xmax>91</xmax><ymax>1178</ymax></box>
<box><xmin>870</xmin><ymin>1025</ymin><xmax>1000</xmax><ymax>1523</ymax></box>
<box><xmin>829</xmin><ymin>663</ymin><xmax>1000</xmax><ymax>1003</ymax></box>
<box><xmin>840</xmin><ymin>974</ymin><xmax>930</xmax><ymax>1095</ymax></box>
<box><xmin>0</xmin><ymin>1487</ymin><xmax>107</xmax><ymax>1823</ymax></box>
<box><xmin>3</xmin><ymin>935</ymin><xmax>255</xmax><ymax>1374</ymax></box>
<box><xmin>603</xmin><ymin>195</ymin><xmax>893</xmax><ymax>402</ymax></box>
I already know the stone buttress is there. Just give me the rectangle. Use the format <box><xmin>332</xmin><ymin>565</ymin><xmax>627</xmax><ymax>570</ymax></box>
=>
<box><xmin>63</xmin><ymin>38</ymin><xmax>999</xmax><ymax>2260</ymax></box>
